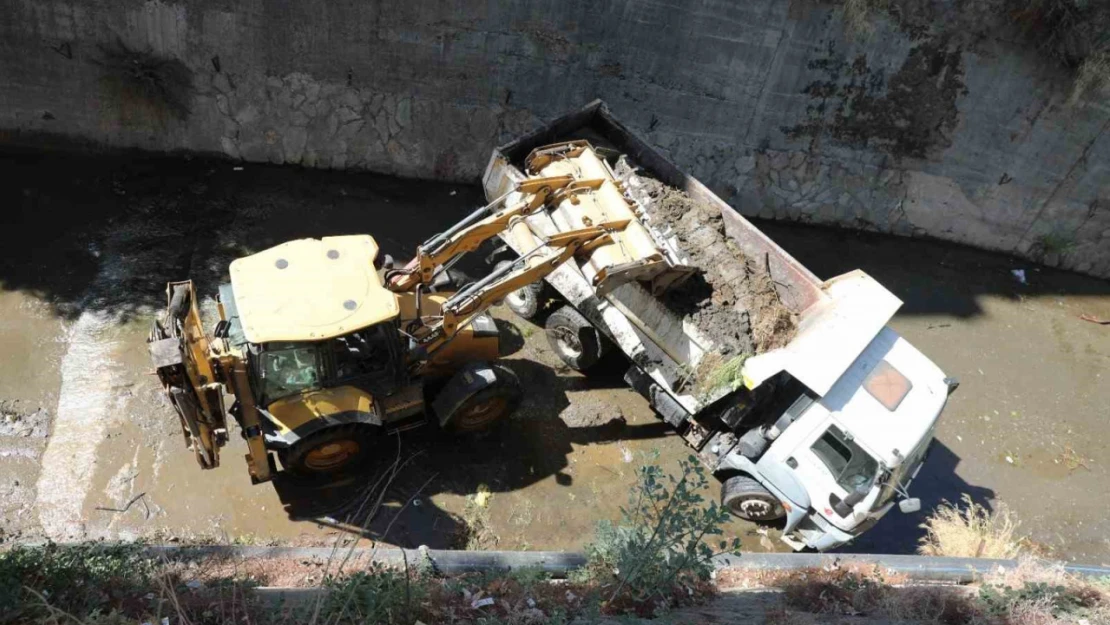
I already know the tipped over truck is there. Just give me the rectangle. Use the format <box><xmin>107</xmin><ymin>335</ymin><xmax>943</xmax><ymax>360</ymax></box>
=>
<box><xmin>483</xmin><ymin>101</ymin><xmax>958</xmax><ymax>551</ymax></box>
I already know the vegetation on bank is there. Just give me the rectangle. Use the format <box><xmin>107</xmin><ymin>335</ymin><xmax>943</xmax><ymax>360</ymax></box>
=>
<box><xmin>0</xmin><ymin>459</ymin><xmax>732</xmax><ymax>625</ymax></box>
<box><xmin>1</xmin><ymin>467</ymin><xmax>1107</xmax><ymax>625</ymax></box>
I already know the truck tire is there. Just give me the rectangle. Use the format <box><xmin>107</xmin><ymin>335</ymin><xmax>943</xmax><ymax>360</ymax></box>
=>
<box><xmin>444</xmin><ymin>364</ymin><xmax>523</xmax><ymax>433</ymax></box>
<box><xmin>721</xmin><ymin>475</ymin><xmax>785</xmax><ymax>522</ymax></box>
<box><xmin>545</xmin><ymin>305</ymin><xmax>604</xmax><ymax>371</ymax></box>
<box><xmin>280</xmin><ymin>424</ymin><xmax>377</xmax><ymax>479</ymax></box>
<box><xmin>495</xmin><ymin>261</ymin><xmax>544</xmax><ymax>320</ymax></box>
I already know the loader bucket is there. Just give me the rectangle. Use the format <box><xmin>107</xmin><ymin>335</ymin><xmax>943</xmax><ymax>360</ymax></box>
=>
<box><xmin>523</xmin><ymin>141</ymin><xmax>695</xmax><ymax>295</ymax></box>
<box><xmin>147</xmin><ymin>281</ymin><xmax>227</xmax><ymax>469</ymax></box>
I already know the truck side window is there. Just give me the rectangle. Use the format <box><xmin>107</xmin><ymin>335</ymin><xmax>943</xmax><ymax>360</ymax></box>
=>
<box><xmin>812</xmin><ymin>426</ymin><xmax>878</xmax><ymax>492</ymax></box>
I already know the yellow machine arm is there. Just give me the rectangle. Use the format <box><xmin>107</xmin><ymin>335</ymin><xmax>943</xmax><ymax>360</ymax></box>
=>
<box><xmin>386</xmin><ymin>176</ymin><xmax>574</xmax><ymax>292</ymax></box>
<box><xmin>408</xmin><ymin>216</ymin><xmax>630</xmax><ymax>358</ymax></box>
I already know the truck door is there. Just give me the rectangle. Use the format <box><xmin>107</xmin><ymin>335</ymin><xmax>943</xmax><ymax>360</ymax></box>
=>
<box><xmin>785</xmin><ymin>420</ymin><xmax>881</xmax><ymax>533</ymax></box>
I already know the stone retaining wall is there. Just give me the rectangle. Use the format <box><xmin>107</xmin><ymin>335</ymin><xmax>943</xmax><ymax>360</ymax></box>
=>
<box><xmin>2</xmin><ymin>0</ymin><xmax>1108</xmax><ymax>276</ymax></box>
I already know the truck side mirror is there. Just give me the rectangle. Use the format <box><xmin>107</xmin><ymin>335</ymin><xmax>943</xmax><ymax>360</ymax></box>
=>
<box><xmin>899</xmin><ymin>498</ymin><xmax>921</xmax><ymax>513</ymax></box>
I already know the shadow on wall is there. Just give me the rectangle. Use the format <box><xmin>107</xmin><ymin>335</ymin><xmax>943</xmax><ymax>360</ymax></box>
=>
<box><xmin>754</xmin><ymin>220</ymin><xmax>1110</xmax><ymax>319</ymax></box>
<box><xmin>838</xmin><ymin>440</ymin><xmax>995</xmax><ymax>555</ymax></box>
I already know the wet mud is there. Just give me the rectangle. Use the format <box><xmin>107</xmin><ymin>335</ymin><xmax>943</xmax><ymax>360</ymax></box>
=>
<box><xmin>2</xmin><ymin>149</ymin><xmax>1109</xmax><ymax>562</ymax></box>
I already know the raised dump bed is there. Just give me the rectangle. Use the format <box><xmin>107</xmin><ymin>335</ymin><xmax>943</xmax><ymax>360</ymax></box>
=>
<box><xmin>482</xmin><ymin>101</ymin><xmax>957</xmax><ymax>551</ymax></box>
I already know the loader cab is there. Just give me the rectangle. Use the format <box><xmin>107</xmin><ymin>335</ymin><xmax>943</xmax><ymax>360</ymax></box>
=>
<box><xmin>227</xmin><ymin>233</ymin><xmax>404</xmax><ymax>391</ymax></box>
<box><xmin>247</xmin><ymin>323</ymin><xmax>407</xmax><ymax>406</ymax></box>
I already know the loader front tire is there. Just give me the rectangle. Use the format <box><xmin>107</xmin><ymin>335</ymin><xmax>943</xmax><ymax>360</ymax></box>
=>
<box><xmin>545</xmin><ymin>306</ymin><xmax>604</xmax><ymax>371</ymax></box>
<box><xmin>445</xmin><ymin>364</ymin><xmax>522</xmax><ymax>433</ymax></box>
<box><xmin>280</xmin><ymin>424</ymin><xmax>377</xmax><ymax>479</ymax></box>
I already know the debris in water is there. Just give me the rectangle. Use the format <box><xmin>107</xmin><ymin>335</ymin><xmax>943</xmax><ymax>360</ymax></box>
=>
<box><xmin>1011</xmin><ymin>269</ymin><xmax>1026</xmax><ymax>284</ymax></box>
<box><xmin>472</xmin><ymin>596</ymin><xmax>495</xmax><ymax>609</ymax></box>
<box><xmin>1079</xmin><ymin>314</ymin><xmax>1110</xmax><ymax>325</ymax></box>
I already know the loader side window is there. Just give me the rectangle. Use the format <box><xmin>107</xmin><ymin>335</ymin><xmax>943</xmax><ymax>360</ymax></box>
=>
<box><xmin>328</xmin><ymin>323</ymin><xmax>402</xmax><ymax>395</ymax></box>
<box><xmin>259</xmin><ymin>345</ymin><xmax>322</xmax><ymax>401</ymax></box>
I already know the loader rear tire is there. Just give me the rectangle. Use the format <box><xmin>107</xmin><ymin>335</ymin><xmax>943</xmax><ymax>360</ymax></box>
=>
<box><xmin>545</xmin><ymin>305</ymin><xmax>604</xmax><ymax>371</ymax></box>
<box><xmin>495</xmin><ymin>261</ymin><xmax>544</xmax><ymax>320</ymax></box>
<box><xmin>280</xmin><ymin>424</ymin><xmax>377</xmax><ymax>479</ymax></box>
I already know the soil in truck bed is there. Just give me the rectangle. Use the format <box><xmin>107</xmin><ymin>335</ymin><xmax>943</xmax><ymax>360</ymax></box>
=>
<box><xmin>617</xmin><ymin>163</ymin><xmax>797</xmax><ymax>358</ymax></box>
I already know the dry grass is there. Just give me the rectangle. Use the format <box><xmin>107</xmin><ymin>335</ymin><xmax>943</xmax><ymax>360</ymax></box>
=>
<box><xmin>843</xmin><ymin>0</ymin><xmax>891</xmax><ymax>38</ymax></box>
<box><xmin>918</xmin><ymin>494</ymin><xmax>1026</xmax><ymax>559</ymax></box>
<box><xmin>1070</xmin><ymin>50</ymin><xmax>1110</xmax><ymax>104</ymax></box>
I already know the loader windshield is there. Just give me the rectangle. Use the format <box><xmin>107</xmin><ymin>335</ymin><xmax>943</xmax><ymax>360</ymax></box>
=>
<box><xmin>258</xmin><ymin>344</ymin><xmax>322</xmax><ymax>401</ymax></box>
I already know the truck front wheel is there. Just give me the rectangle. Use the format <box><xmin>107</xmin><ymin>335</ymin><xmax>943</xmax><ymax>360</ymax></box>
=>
<box><xmin>496</xmin><ymin>261</ymin><xmax>544</xmax><ymax>320</ymax></box>
<box><xmin>721</xmin><ymin>475</ymin><xmax>785</xmax><ymax>522</ymax></box>
<box><xmin>545</xmin><ymin>305</ymin><xmax>605</xmax><ymax>371</ymax></box>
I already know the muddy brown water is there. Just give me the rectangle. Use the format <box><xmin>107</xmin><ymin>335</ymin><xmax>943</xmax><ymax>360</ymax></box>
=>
<box><xmin>1</xmin><ymin>150</ymin><xmax>1108</xmax><ymax>563</ymax></box>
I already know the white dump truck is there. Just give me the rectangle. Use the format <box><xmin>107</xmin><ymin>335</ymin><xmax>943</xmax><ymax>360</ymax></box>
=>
<box><xmin>482</xmin><ymin>101</ymin><xmax>958</xmax><ymax>551</ymax></box>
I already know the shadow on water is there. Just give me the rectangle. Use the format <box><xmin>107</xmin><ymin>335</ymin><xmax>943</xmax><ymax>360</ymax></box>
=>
<box><xmin>754</xmin><ymin>220</ymin><xmax>1110</xmax><ymax>319</ymax></box>
<box><xmin>272</xmin><ymin>356</ymin><xmax>671</xmax><ymax>549</ymax></box>
<box><xmin>837</xmin><ymin>440</ymin><xmax>996</xmax><ymax>555</ymax></box>
<box><xmin>0</xmin><ymin>148</ymin><xmax>483</xmax><ymax>321</ymax></box>
<box><xmin>3</xmin><ymin>149</ymin><xmax>1108</xmax><ymax>324</ymax></box>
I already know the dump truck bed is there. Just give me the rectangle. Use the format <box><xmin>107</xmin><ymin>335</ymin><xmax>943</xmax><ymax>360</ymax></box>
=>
<box><xmin>482</xmin><ymin>101</ymin><xmax>901</xmax><ymax>420</ymax></box>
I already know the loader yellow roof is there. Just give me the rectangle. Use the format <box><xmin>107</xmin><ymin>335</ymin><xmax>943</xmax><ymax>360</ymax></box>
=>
<box><xmin>229</xmin><ymin>235</ymin><xmax>399</xmax><ymax>344</ymax></box>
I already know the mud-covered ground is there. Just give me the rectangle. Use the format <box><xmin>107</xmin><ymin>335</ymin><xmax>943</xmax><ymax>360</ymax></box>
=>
<box><xmin>0</xmin><ymin>149</ymin><xmax>754</xmax><ymax>552</ymax></box>
<box><xmin>1</xmin><ymin>149</ymin><xmax>1109</xmax><ymax>563</ymax></box>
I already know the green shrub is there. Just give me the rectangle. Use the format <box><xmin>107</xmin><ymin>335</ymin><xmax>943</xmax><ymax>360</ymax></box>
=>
<box><xmin>576</xmin><ymin>457</ymin><xmax>740</xmax><ymax>614</ymax></box>
<box><xmin>978</xmin><ymin>581</ymin><xmax>1091</xmax><ymax>617</ymax></box>
<box><xmin>0</xmin><ymin>543</ymin><xmax>153</xmax><ymax>622</ymax></box>
<box><xmin>318</xmin><ymin>564</ymin><xmax>427</xmax><ymax>625</ymax></box>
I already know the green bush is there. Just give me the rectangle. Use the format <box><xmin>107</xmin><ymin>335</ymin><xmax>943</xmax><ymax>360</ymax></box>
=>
<box><xmin>318</xmin><ymin>564</ymin><xmax>427</xmax><ymax>625</ymax></box>
<box><xmin>576</xmin><ymin>457</ymin><xmax>740</xmax><ymax>613</ymax></box>
<box><xmin>0</xmin><ymin>543</ymin><xmax>153</xmax><ymax>622</ymax></box>
<box><xmin>978</xmin><ymin>581</ymin><xmax>1088</xmax><ymax>617</ymax></box>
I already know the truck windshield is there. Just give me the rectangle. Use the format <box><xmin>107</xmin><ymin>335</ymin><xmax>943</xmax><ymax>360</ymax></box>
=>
<box><xmin>811</xmin><ymin>425</ymin><xmax>878</xmax><ymax>493</ymax></box>
<box><xmin>259</xmin><ymin>345</ymin><xmax>322</xmax><ymax>401</ymax></box>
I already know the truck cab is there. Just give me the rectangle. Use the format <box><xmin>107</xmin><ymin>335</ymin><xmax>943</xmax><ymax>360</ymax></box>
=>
<box><xmin>747</xmin><ymin>327</ymin><xmax>953</xmax><ymax>550</ymax></box>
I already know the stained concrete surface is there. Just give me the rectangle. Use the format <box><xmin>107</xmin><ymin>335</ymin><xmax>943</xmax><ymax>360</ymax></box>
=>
<box><xmin>4</xmin><ymin>0</ymin><xmax>1110</xmax><ymax>277</ymax></box>
<box><xmin>1</xmin><ymin>150</ymin><xmax>1108</xmax><ymax>563</ymax></box>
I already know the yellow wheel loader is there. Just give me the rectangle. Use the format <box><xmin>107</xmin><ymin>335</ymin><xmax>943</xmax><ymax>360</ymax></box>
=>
<box><xmin>147</xmin><ymin>169</ymin><xmax>666</xmax><ymax>484</ymax></box>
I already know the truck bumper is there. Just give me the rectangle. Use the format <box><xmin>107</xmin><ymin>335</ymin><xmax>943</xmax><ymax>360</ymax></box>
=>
<box><xmin>783</xmin><ymin>513</ymin><xmax>857</xmax><ymax>551</ymax></box>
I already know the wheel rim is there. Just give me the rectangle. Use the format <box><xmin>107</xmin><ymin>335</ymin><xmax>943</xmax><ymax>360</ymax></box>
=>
<box><xmin>553</xmin><ymin>327</ymin><xmax>583</xmax><ymax>358</ymax></box>
<box><xmin>731</xmin><ymin>497</ymin><xmax>780</xmax><ymax>521</ymax></box>
<box><xmin>506</xmin><ymin>288</ymin><xmax>529</xmax><ymax>308</ymax></box>
<box><xmin>457</xmin><ymin>396</ymin><xmax>508</xmax><ymax>430</ymax></box>
<box><xmin>304</xmin><ymin>440</ymin><xmax>360</xmax><ymax>471</ymax></box>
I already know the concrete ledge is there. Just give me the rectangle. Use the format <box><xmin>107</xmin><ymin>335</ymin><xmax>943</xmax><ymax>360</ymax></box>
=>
<box><xmin>138</xmin><ymin>545</ymin><xmax>1110</xmax><ymax>583</ymax></box>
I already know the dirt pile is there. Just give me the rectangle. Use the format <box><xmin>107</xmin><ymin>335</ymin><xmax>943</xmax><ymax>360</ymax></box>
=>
<box><xmin>617</xmin><ymin>163</ymin><xmax>796</xmax><ymax>357</ymax></box>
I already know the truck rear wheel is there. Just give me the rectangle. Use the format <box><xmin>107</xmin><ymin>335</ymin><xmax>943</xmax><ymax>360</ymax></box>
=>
<box><xmin>545</xmin><ymin>305</ymin><xmax>604</xmax><ymax>371</ymax></box>
<box><xmin>280</xmin><ymin>424</ymin><xmax>377</xmax><ymax>479</ymax></box>
<box><xmin>495</xmin><ymin>261</ymin><xmax>544</xmax><ymax>320</ymax></box>
<box><xmin>721</xmin><ymin>475</ymin><xmax>785</xmax><ymax>522</ymax></box>
<box><xmin>445</xmin><ymin>364</ymin><xmax>523</xmax><ymax>433</ymax></box>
